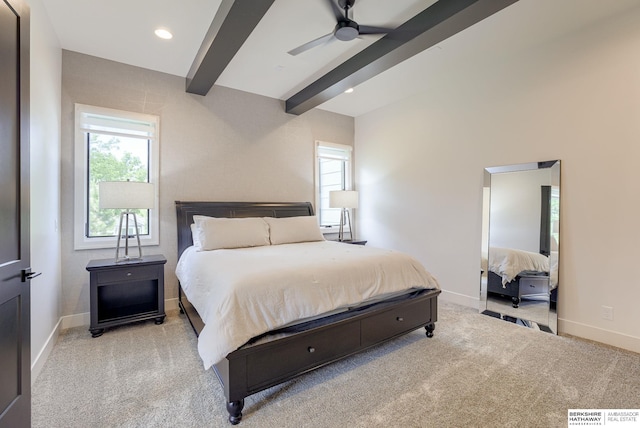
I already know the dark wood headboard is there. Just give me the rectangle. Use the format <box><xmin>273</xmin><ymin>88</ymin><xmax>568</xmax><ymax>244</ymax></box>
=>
<box><xmin>175</xmin><ymin>201</ymin><xmax>315</xmax><ymax>257</ymax></box>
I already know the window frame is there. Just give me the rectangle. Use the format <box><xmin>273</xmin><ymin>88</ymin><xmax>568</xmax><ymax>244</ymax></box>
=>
<box><xmin>73</xmin><ymin>104</ymin><xmax>160</xmax><ymax>250</ymax></box>
<box><xmin>315</xmin><ymin>141</ymin><xmax>353</xmax><ymax>234</ymax></box>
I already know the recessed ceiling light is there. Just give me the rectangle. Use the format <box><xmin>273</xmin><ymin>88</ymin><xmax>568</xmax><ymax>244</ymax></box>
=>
<box><xmin>154</xmin><ymin>28</ymin><xmax>173</xmax><ymax>40</ymax></box>
<box><xmin>344</xmin><ymin>88</ymin><xmax>354</xmax><ymax>94</ymax></box>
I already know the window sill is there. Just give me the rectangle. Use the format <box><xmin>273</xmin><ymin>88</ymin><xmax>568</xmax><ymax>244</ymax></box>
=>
<box><xmin>74</xmin><ymin>237</ymin><xmax>159</xmax><ymax>251</ymax></box>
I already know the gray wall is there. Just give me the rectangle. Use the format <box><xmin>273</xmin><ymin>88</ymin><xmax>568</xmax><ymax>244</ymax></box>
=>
<box><xmin>489</xmin><ymin>169</ymin><xmax>550</xmax><ymax>253</ymax></box>
<box><xmin>29</xmin><ymin>0</ymin><xmax>63</xmax><ymax>379</ymax></box>
<box><xmin>355</xmin><ymin>5</ymin><xmax>640</xmax><ymax>352</ymax></box>
<box><xmin>60</xmin><ymin>50</ymin><xmax>354</xmax><ymax>317</ymax></box>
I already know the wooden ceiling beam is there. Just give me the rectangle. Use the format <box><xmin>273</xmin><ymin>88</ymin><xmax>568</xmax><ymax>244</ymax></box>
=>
<box><xmin>186</xmin><ymin>0</ymin><xmax>274</xmax><ymax>95</ymax></box>
<box><xmin>285</xmin><ymin>0</ymin><xmax>519</xmax><ymax>115</ymax></box>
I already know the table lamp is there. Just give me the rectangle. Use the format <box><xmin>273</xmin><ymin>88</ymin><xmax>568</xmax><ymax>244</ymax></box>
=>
<box><xmin>329</xmin><ymin>190</ymin><xmax>358</xmax><ymax>241</ymax></box>
<box><xmin>99</xmin><ymin>181</ymin><xmax>154</xmax><ymax>262</ymax></box>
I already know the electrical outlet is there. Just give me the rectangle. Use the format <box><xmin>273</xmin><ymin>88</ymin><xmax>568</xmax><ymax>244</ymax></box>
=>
<box><xmin>601</xmin><ymin>306</ymin><xmax>614</xmax><ymax>321</ymax></box>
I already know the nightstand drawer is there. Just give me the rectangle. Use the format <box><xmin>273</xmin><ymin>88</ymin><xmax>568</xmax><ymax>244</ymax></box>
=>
<box><xmin>246</xmin><ymin>321</ymin><xmax>360</xmax><ymax>391</ymax></box>
<box><xmin>361</xmin><ymin>298</ymin><xmax>430</xmax><ymax>346</ymax></box>
<box><xmin>96</xmin><ymin>265</ymin><xmax>158</xmax><ymax>284</ymax></box>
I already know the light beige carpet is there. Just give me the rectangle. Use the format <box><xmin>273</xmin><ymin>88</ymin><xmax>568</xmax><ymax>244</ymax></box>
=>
<box><xmin>32</xmin><ymin>301</ymin><xmax>640</xmax><ymax>427</ymax></box>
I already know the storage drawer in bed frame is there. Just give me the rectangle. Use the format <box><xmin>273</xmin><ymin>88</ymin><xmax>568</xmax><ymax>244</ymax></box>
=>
<box><xmin>179</xmin><ymin>285</ymin><xmax>439</xmax><ymax>407</ymax></box>
<box><xmin>487</xmin><ymin>271</ymin><xmax>549</xmax><ymax>308</ymax></box>
<box><xmin>361</xmin><ymin>297</ymin><xmax>432</xmax><ymax>347</ymax></box>
<box><xmin>245</xmin><ymin>320</ymin><xmax>360</xmax><ymax>390</ymax></box>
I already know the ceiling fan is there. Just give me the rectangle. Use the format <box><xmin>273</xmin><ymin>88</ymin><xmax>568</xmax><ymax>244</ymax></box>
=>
<box><xmin>287</xmin><ymin>0</ymin><xmax>393</xmax><ymax>56</ymax></box>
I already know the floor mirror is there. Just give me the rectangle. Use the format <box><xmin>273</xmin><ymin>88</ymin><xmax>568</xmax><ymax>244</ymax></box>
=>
<box><xmin>480</xmin><ymin>160</ymin><xmax>560</xmax><ymax>333</ymax></box>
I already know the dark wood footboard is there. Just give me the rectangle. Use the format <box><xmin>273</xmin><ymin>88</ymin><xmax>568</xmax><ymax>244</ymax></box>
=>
<box><xmin>179</xmin><ymin>285</ymin><xmax>440</xmax><ymax>424</ymax></box>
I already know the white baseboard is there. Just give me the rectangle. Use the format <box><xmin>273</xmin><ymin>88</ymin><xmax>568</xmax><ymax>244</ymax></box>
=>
<box><xmin>31</xmin><ymin>318</ymin><xmax>62</xmax><ymax>386</ymax></box>
<box><xmin>439</xmin><ymin>290</ymin><xmax>640</xmax><ymax>355</ymax></box>
<box><xmin>559</xmin><ymin>318</ymin><xmax>640</xmax><ymax>354</ymax></box>
<box><xmin>165</xmin><ymin>297</ymin><xmax>179</xmax><ymax>311</ymax></box>
<box><xmin>33</xmin><ymin>297</ymin><xmax>181</xmax><ymax>383</ymax></box>
<box><xmin>439</xmin><ymin>289</ymin><xmax>479</xmax><ymax>309</ymax></box>
<box><xmin>58</xmin><ymin>298</ymin><xmax>180</xmax><ymax>330</ymax></box>
<box><xmin>35</xmin><ymin>296</ymin><xmax>638</xmax><ymax>387</ymax></box>
<box><xmin>60</xmin><ymin>311</ymin><xmax>90</xmax><ymax>330</ymax></box>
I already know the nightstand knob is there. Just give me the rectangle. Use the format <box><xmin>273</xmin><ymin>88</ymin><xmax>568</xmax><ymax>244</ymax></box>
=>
<box><xmin>396</xmin><ymin>317</ymin><xmax>404</xmax><ymax>322</ymax></box>
<box><xmin>126</xmin><ymin>272</ymin><xmax>132</xmax><ymax>276</ymax></box>
<box><xmin>308</xmin><ymin>346</ymin><xmax>316</xmax><ymax>353</ymax></box>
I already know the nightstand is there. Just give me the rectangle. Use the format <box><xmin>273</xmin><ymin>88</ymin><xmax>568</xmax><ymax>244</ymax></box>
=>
<box><xmin>340</xmin><ymin>240</ymin><xmax>367</xmax><ymax>245</ymax></box>
<box><xmin>86</xmin><ymin>254</ymin><xmax>167</xmax><ymax>337</ymax></box>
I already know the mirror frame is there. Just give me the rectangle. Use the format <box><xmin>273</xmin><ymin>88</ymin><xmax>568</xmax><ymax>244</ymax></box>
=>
<box><xmin>480</xmin><ymin>160</ymin><xmax>560</xmax><ymax>334</ymax></box>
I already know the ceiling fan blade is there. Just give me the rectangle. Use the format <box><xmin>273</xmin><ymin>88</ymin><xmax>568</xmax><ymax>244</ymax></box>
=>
<box><xmin>287</xmin><ymin>32</ymin><xmax>334</xmax><ymax>56</ymax></box>
<box><xmin>325</xmin><ymin>0</ymin><xmax>345</xmax><ymax>21</ymax></box>
<box><xmin>358</xmin><ymin>25</ymin><xmax>393</xmax><ymax>35</ymax></box>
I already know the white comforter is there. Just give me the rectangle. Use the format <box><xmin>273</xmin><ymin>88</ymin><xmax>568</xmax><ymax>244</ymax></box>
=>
<box><xmin>489</xmin><ymin>247</ymin><xmax>550</xmax><ymax>286</ymax></box>
<box><xmin>176</xmin><ymin>241</ymin><xmax>440</xmax><ymax>369</ymax></box>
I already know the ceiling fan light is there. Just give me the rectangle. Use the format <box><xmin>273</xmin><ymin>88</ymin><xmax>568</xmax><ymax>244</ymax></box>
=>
<box><xmin>335</xmin><ymin>21</ymin><xmax>359</xmax><ymax>41</ymax></box>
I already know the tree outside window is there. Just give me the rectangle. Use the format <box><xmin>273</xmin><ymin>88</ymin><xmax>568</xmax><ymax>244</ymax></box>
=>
<box><xmin>87</xmin><ymin>134</ymin><xmax>150</xmax><ymax>237</ymax></box>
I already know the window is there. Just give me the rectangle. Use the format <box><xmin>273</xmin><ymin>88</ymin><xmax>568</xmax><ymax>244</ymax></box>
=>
<box><xmin>315</xmin><ymin>141</ymin><xmax>352</xmax><ymax>230</ymax></box>
<box><xmin>74</xmin><ymin>104</ymin><xmax>159</xmax><ymax>250</ymax></box>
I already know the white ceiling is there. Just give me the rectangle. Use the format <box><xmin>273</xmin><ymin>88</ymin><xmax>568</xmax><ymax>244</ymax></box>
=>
<box><xmin>43</xmin><ymin>0</ymin><xmax>640</xmax><ymax>117</ymax></box>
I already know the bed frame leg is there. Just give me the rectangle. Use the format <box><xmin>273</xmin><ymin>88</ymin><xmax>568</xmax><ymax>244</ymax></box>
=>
<box><xmin>511</xmin><ymin>297</ymin><xmax>520</xmax><ymax>308</ymax></box>
<box><xmin>425</xmin><ymin>323</ymin><xmax>435</xmax><ymax>338</ymax></box>
<box><xmin>227</xmin><ymin>399</ymin><xmax>244</xmax><ymax>425</ymax></box>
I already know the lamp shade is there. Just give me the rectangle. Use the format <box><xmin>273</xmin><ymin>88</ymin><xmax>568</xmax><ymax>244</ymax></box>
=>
<box><xmin>329</xmin><ymin>190</ymin><xmax>358</xmax><ymax>209</ymax></box>
<box><xmin>99</xmin><ymin>181</ymin><xmax>154</xmax><ymax>209</ymax></box>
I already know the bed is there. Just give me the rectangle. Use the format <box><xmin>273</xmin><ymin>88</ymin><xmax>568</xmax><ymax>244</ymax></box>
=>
<box><xmin>175</xmin><ymin>201</ymin><xmax>441</xmax><ymax>424</ymax></box>
<box><xmin>487</xmin><ymin>247</ymin><xmax>551</xmax><ymax>308</ymax></box>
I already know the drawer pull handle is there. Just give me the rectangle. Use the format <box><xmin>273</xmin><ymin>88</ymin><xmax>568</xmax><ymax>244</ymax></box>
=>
<box><xmin>308</xmin><ymin>347</ymin><xmax>315</xmax><ymax>353</ymax></box>
<box><xmin>126</xmin><ymin>272</ymin><xmax>132</xmax><ymax>276</ymax></box>
<box><xmin>397</xmin><ymin>317</ymin><xmax>404</xmax><ymax>322</ymax></box>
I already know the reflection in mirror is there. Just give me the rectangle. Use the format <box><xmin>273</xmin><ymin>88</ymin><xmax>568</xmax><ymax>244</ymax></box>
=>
<box><xmin>480</xmin><ymin>160</ymin><xmax>560</xmax><ymax>334</ymax></box>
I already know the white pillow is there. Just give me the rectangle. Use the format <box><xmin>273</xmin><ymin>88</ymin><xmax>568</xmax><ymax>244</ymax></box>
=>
<box><xmin>190</xmin><ymin>223</ymin><xmax>201</xmax><ymax>249</ymax></box>
<box><xmin>264</xmin><ymin>216</ymin><xmax>325</xmax><ymax>245</ymax></box>
<box><xmin>192</xmin><ymin>216</ymin><xmax>270</xmax><ymax>251</ymax></box>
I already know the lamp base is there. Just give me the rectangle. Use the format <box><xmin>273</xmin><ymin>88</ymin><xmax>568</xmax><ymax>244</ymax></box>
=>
<box><xmin>338</xmin><ymin>208</ymin><xmax>353</xmax><ymax>242</ymax></box>
<box><xmin>114</xmin><ymin>211</ymin><xmax>143</xmax><ymax>262</ymax></box>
